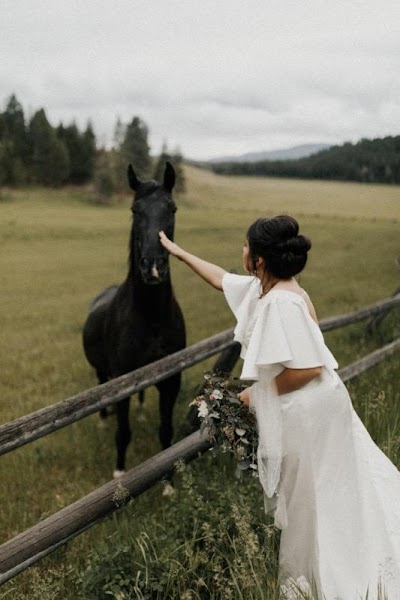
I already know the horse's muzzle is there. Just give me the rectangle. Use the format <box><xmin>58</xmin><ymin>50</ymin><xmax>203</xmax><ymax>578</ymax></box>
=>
<box><xmin>140</xmin><ymin>257</ymin><xmax>169</xmax><ymax>284</ymax></box>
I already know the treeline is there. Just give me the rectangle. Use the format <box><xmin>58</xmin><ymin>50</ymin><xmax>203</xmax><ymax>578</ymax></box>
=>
<box><xmin>0</xmin><ymin>94</ymin><xmax>96</xmax><ymax>186</ymax></box>
<box><xmin>211</xmin><ymin>136</ymin><xmax>400</xmax><ymax>184</ymax></box>
<box><xmin>0</xmin><ymin>94</ymin><xmax>186</xmax><ymax>196</ymax></box>
<box><xmin>95</xmin><ymin>120</ymin><xmax>185</xmax><ymax>201</ymax></box>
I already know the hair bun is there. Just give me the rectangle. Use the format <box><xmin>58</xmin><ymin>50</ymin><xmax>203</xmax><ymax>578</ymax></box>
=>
<box><xmin>247</xmin><ymin>215</ymin><xmax>312</xmax><ymax>279</ymax></box>
<box><xmin>276</xmin><ymin>235</ymin><xmax>311</xmax><ymax>256</ymax></box>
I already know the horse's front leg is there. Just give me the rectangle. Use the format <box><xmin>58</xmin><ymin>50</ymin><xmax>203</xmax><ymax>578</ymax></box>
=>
<box><xmin>157</xmin><ymin>373</ymin><xmax>181</xmax><ymax>449</ymax></box>
<box><xmin>96</xmin><ymin>369</ymin><xmax>110</xmax><ymax>419</ymax></box>
<box><xmin>114</xmin><ymin>397</ymin><xmax>131</xmax><ymax>478</ymax></box>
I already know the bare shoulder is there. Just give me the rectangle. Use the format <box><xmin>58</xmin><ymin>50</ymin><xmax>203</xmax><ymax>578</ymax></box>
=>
<box><xmin>303</xmin><ymin>294</ymin><xmax>318</xmax><ymax>323</ymax></box>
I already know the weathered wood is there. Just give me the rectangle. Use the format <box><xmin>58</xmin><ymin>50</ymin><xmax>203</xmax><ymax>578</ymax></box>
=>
<box><xmin>339</xmin><ymin>338</ymin><xmax>400</xmax><ymax>382</ymax></box>
<box><xmin>320</xmin><ymin>295</ymin><xmax>400</xmax><ymax>332</ymax></box>
<box><xmin>0</xmin><ymin>338</ymin><xmax>399</xmax><ymax>585</ymax></box>
<box><xmin>366</xmin><ymin>288</ymin><xmax>400</xmax><ymax>335</ymax></box>
<box><xmin>0</xmin><ymin>429</ymin><xmax>212</xmax><ymax>584</ymax></box>
<box><xmin>0</xmin><ymin>328</ymin><xmax>235</xmax><ymax>457</ymax></box>
<box><xmin>0</xmin><ymin>294</ymin><xmax>399</xmax><ymax>457</ymax></box>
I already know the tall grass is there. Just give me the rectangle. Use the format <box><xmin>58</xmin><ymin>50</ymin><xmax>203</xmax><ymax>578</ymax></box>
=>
<box><xmin>0</xmin><ymin>170</ymin><xmax>399</xmax><ymax>598</ymax></box>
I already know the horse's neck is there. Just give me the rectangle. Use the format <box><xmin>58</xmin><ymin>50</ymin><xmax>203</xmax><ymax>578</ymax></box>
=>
<box><xmin>127</xmin><ymin>266</ymin><xmax>174</xmax><ymax>318</ymax></box>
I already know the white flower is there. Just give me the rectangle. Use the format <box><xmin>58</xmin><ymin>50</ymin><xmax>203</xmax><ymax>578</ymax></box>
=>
<box><xmin>235</xmin><ymin>428</ymin><xmax>246</xmax><ymax>436</ymax></box>
<box><xmin>211</xmin><ymin>389</ymin><xmax>223</xmax><ymax>400</ymax></box>
<box><xmin>198</xmin><ymin>400</ymin><xmax>209</xmax><ymax>418</ymax></box>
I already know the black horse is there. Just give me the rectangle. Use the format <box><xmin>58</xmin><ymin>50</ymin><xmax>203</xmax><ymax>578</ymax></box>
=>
<box><xmin>83</xmin><ymin>162</ymin><xmax>186</xmax><ymax>477</ymax></box>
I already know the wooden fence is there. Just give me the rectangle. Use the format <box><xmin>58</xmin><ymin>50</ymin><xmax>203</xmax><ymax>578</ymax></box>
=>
<box><xmin>1</xmin><ymin>294</ymin><xmax>399</xmax><ymax>459</ymax></box>
<box><xmin>0</xmin><ymin>292</ymin><xmax>399</xmax><ymax>585</ymax></box>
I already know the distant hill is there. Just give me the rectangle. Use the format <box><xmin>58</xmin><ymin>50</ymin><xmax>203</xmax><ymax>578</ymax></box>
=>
<box><xmin>209</xmin><ymin>143</ymin><xmax>331</xmax><ymax>164</ymax></box>
<box><xmin>211</xmin><ymin>135</ymin><xmax>400</xmax><ymax>185</ymax></box>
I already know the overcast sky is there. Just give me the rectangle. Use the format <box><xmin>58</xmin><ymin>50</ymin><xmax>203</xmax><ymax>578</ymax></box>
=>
<box><xmin>1</xmin><ymin>0</ymin><xmax>399</xmax><ymax>160</ymax></box>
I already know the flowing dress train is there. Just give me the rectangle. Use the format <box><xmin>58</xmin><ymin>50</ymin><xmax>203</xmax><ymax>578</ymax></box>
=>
<box><xmin>222</xmin><ymin>273</ymin><xmax>400</xmax><ymax>600</ymax></box>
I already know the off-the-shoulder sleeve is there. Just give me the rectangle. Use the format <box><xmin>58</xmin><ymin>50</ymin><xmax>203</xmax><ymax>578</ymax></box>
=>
<box><xmin>222</xmin><ymin>272</ymin><xmax>254</xmax><ymax>320</ymax></box>
<box><xmin>241</xmin><ymin>292</ymin><xmax>338</xmax><ymax>379</ymax></box>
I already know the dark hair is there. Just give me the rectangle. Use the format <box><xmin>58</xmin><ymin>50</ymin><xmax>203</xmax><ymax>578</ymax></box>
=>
<box><xmin>247</xmin><ymin>215</ymin><xmax>311</xmax><ymax>279</ymax></box>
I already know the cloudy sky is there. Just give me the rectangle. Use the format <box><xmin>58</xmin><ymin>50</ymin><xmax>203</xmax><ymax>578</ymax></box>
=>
<box><xmin>1</xmin><ymin>0</ymin><xmax>399</xmax><ymax>160</ymax></box>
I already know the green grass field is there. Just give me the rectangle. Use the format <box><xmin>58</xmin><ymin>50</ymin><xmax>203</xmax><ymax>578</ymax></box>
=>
<box><xmin>0</xmin><ymin>168</ymin><xmax>399</xmax><ymax>598</ymax></box>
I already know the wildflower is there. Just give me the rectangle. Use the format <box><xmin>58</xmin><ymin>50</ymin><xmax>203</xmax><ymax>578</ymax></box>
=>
<box><xmin>211</xmin><ymin>389</ymin><xmax>223</xmax><ymax>400</ymax></box>
<box><xmin>112</xmin><ymin>482</ymin><xmax>130</xmax><ymax>507</ymax></box>
<box><xmin>189</xmin><ymin>395</ymin><xmax>204</xmax><ymax>407</ymax></box>
<box><xmin>198</xmin><ymin>400</ymin><xmax>209</xmax><ymax>418</ymax></box>
<box><xmin>223</xmin><ymin>425</ymin><xmax>235</xmax><ymax>442</ymax></box>
<box><xmin>235</xmin><ymin>445</ymin><xmax>246</xmax><ymax>460</ymax></box>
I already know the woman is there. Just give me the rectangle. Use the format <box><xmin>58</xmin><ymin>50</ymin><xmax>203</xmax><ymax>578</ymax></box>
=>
<box><xmin>159</xmin><ymin>215</ymin><xmax>400</xmax><ymax>600</ymax></box>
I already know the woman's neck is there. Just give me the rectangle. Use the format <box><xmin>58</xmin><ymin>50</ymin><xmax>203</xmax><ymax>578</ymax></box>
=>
<box><xmin>258</xmin><ymin>274</ymin><xmax>297</xmax><ymax>298</ymax></box>
<box><xmin>258</xmin><ymin>273</ymin><xmax>280</xmax><ymax>298</ymax></box>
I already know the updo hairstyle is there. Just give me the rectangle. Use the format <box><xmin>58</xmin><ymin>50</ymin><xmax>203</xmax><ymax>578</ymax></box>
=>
<box><xmin>247</xmin><ymin>215</ymin><xmax>311</xmax><ymax>279</ymax></box>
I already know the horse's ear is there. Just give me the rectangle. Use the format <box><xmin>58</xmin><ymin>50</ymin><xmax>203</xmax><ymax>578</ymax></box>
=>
<box><xmin>163</xmin><ymin>162</ymin><xmax>175</xmax><ymax>193</ymax></box>
<box><xmin>127</xmin><ymin>164</ymin><xmax>141</xmax><ymax>191</ymax></box>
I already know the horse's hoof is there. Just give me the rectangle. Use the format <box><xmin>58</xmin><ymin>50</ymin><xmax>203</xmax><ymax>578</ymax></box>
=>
<box><xmin>113</xmin><ymin>469</ymin><xmax>125</xmax><ymax>479</ymax></box>
<box><xmin>162</xmin><ymin>482</ymin><xmax>175</xmax><ymax>497</ymax></box>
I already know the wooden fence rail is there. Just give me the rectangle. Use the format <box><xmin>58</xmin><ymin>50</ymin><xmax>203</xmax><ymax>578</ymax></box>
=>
<box><xmin>0</xmin><ymin>430</ymin><xmax>212</xmax><ymax>585</ymax></box>
<box><xmin>319</xmin><ymin>293</ymin><xmax>400</xmax><ymax>331</ymax></box>
<box><xmin>0</xmin><ymin>328</ymin><xmax>234</xmax><ymax>458</ymax></box>
<box><xmin>0</xmin><ymin>294</ymin><xmax>399</xmax><ymax>458</ymax></box>
<box><xmin>1</xmin><ymin>337</ymin><xmax>399</xmax><ymax>585</ymax></box>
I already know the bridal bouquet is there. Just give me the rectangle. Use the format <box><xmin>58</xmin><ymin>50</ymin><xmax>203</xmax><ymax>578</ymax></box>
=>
<box><xmin>191</xmin><ymin>372</ymin><xmax>259</xmax><ymax>476</ymax></box>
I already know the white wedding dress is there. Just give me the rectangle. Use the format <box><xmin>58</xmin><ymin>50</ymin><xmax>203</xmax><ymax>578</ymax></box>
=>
<box><xmin>222</xmin><ymin>273</ymin><xmax>400</xmax><ymax>600</ymax></box>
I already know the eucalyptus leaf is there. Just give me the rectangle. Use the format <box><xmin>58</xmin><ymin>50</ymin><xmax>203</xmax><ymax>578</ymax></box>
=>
<box><xmin>228</xmin><ymin>397</ymin><xmax>241</xmax><ymax>405</ymax></box>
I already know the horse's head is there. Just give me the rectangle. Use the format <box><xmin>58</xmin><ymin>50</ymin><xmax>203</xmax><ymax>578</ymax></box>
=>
<box><xmin>128</xmin><ymin>162</ymin><xmax>177</xmax><ymax>285</ymax></box>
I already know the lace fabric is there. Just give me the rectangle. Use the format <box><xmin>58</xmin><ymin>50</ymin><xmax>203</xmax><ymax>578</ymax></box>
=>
<box><xmin>250</xmin><ymin>373</ymin><xmax>287</xmax><ymax>527</ymax></box>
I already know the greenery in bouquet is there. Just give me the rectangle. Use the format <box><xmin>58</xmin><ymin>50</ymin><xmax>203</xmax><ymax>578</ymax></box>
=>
<box><xmin>190</xmin><ymin>372</ymin><xmax>259</xmax><ymax>477</ymax></box>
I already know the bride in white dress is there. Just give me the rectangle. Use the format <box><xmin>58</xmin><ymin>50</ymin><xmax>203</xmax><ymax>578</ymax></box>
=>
<box><xmin>159</xmin><ymin>215</ymin><xmax>400</xmax><ymax>600</ymax></box>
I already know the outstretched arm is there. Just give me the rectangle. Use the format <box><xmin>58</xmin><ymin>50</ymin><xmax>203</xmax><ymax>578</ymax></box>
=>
<box><xmin>159</xmin><ymin>231</ymin><xmax>226</xmax><ymax>290</ymax></box>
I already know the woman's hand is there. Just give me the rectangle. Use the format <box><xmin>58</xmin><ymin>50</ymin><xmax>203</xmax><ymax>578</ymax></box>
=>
<box><xmin>238</xmin><ymin>387</ymin><xmax>251</xmax><ymax>407</ymax></box>
<box><xmin>159</xmin><ymin>231</ymin><xmax>185</xmax><ymax>260</ymax></box>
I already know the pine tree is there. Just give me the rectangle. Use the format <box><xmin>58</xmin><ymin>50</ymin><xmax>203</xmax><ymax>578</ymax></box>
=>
<box><xmin>57</xmin><ymin>122</ymin><xmax>81</xmax><ymax>183</ymax></box>
<box><xmin>112</xmin><ymin>117</ymin><xmax>127</xmax><ymax>192</ymax></box>
<box><xmin>57</xmin><ymin>121</ymin><xmax>96</xmax><ymax>184</ymax></box>
<box><xmin>172</xmin><ymin>146</ymin><xmax>186</xmax><ymax>195</ymax></box>
<box><xmin>82</xmin><ymin>123</ymin><xmax>96</xmax><ymax>179</ymax></box>
<box><xmin>29</xmin><ymin>109</ymin><xmax>69</xmax><ymax>186</ymax></box>
<box><xmin>93</xmin><ymin>148</ymin><xmax>117</xmax><ymax>203</ymax></box>
<box><xmin>113</xmin><ymin>117</ymin><xmax>125</xmax><ymax>149</ymax></box>
<box><xmin>153</xmin><ymin>143</ymin><xmax>186</xmax><ymax>195</ymax></box>
<box><xmin>0</xmin><ymin>94</ymin><xmax>29</xmax><ymax>184</ymax></box>
<box><xmin>120</xmin><ymin>116</ymin><xmax>151</xmax><ymax>181</ymax></box>
<box><xmin>153</xmin><ymin>142</ymin><xmax>171</xmax><ymax>183</ymax></box>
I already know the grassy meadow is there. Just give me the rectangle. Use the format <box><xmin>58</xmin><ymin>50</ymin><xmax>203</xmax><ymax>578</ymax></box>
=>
<box><xmin>0</xmin><ymin>167</ymin><xmax>399</xmax><ymax>599</ymax></box>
